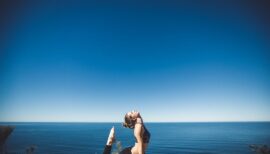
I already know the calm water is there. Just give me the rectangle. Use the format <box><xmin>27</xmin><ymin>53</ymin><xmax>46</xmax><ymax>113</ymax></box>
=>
<box><xmin>1</xmin><ymin>122</ymin><xmax>270</xmax><ymax>154</ymax></box>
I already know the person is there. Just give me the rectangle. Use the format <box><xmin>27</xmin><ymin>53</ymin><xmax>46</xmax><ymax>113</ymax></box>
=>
<box><xmin>103</xmin><ymin>110</ymin><xmax>151</xmax><ymax>154</ymax></box>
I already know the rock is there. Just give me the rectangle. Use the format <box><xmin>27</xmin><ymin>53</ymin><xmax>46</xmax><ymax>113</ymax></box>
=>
<box><xmin>249</xmin><ymin>144</ymin><xmax>270</xmax><ymax>154</ymax></box>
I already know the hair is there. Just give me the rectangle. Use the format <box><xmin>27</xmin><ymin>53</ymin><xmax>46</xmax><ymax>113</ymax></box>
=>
<box><xmin>122</xmin><ymin>113</ymin><xmax>136</xmax><ymax>129</ymax></box>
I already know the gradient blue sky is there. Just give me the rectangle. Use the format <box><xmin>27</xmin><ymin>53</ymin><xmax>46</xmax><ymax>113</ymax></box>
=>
<box><xmin>0</xmin><ymin>0</ymin><xmax>270</xmax><ymax>122</ymax></box>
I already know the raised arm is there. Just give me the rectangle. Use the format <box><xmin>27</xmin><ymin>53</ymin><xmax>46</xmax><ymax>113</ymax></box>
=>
<box><xmin>134</xmin><ymin>121</ymin><xmax>143</xmax><ymax>154</ymax></box>
<box><xmin>103</xmin><ymin>127</ymin><xmax>115</xmax><ymax>154</ymax></box>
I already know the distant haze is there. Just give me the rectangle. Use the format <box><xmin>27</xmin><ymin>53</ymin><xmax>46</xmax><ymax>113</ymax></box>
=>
<box><xmin>0</xmin><ymin>0</ymin><xmax>270</xmax><ymax>122</ymax></box>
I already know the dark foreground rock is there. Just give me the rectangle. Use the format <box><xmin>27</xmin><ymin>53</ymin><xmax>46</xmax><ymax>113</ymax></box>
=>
<box><xmin>249</xmin><ymin>144</ymin><xmax>270</xmax><ymax>154</ymax></box>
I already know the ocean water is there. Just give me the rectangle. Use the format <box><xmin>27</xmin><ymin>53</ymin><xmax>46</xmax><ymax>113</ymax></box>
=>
<box><xmin>1</xmin><ymin>122</ymin><xmax>270</xmax><ymax>154</ymax></box>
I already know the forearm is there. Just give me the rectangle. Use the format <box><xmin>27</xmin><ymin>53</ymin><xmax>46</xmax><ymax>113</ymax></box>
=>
<box><xmin>103</xmin><ymin>133</ymin><xmax>113</xmax><ymax>154</ymax></box>
<box><xmin>103</xmin><ymin>126</ymin><xmax>114</xmax><ymax>154</ymax></box>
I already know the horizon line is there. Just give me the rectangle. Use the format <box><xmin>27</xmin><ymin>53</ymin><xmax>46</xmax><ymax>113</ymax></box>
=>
<box><xmin>1</xmin><ymin>121</ymin><xmax>270</xmax><ymax>123</ymax></box>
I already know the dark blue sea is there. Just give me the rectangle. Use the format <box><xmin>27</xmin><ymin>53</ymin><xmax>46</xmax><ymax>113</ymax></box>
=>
<box><xmin>1</xmin><ymin>122</ymin><xmax>270</xmax><ymax>154</ymax></box>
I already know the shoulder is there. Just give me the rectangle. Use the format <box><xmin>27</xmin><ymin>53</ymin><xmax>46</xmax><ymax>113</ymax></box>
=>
<box><xmin>135</xmin><ymin>117</ymin><xmax>143</xmax><ymax>125</ymax></box>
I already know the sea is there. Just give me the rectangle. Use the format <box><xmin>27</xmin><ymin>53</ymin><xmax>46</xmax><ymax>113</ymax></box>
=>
<box><xmin>1</xmin><ymin>122</ymin><xmax>270</xmax><ymax>154</ymax></box>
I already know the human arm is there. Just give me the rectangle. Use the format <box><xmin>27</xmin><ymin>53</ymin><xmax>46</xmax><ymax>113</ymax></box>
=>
<box><xmin>103</xmin><ymin>127</ymin><xmax>115</xmax><ymax>154</ymax></box>
<box><xmin>134</xmin><ymin>122</ymin><xmax>143</xmax><ymax>154</ymax></box>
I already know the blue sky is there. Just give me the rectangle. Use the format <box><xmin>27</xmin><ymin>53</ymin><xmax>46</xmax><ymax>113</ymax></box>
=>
<box><xmin>0</xmin><ymin>0</ymin><xmax>270</xmax><ymax>122</ymax></box>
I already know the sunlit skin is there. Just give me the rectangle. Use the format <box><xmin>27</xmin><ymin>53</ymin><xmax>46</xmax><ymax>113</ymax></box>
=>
<box><xmin>106</xmin><ymin>127</ymin><xmax>115</xmax><ymax>146</ymax></box>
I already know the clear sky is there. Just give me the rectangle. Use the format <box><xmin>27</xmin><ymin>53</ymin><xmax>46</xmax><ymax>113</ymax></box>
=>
<box><xmin>0</xmin><ymin>0</ymin><xmax>270</xmax><ymax>122</ymax></box>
